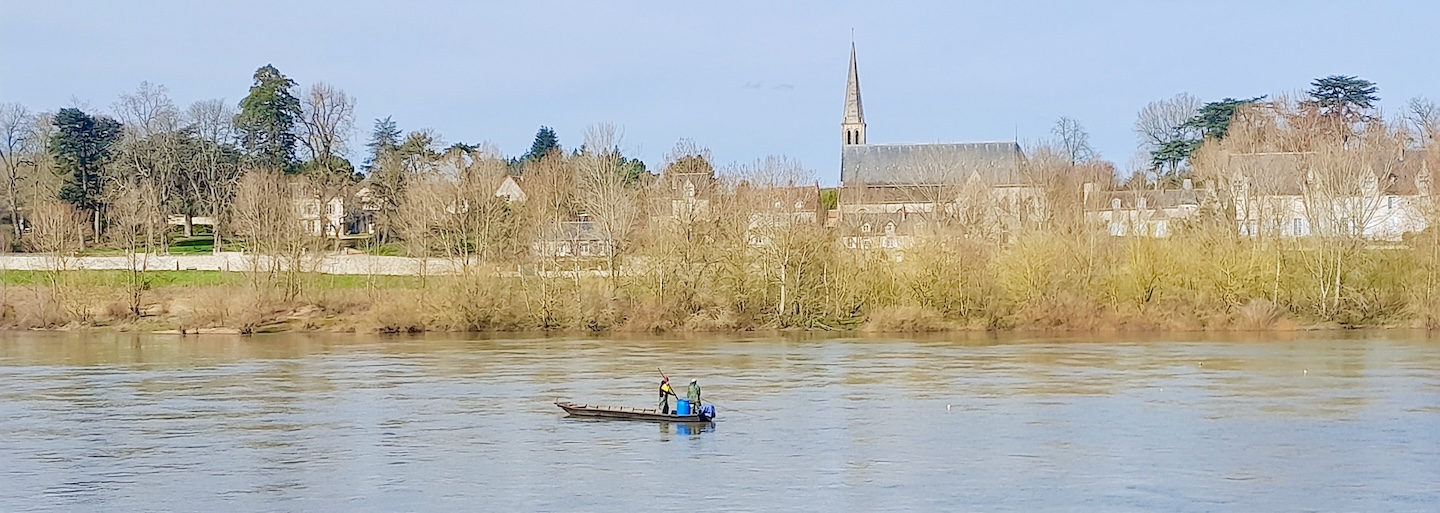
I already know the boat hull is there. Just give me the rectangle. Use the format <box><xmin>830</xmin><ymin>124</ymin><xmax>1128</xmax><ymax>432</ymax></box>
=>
<box><xmin>556</xmin><ymin>401</ymin><xmax>712</xmax><ymax>422</ymax></box>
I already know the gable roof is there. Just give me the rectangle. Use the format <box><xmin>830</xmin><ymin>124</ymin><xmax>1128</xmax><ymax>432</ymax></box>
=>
<box><xmin>841</xmin><ymin>142</ymin><xmax>1026</xmax><ymax>187</ymax></box>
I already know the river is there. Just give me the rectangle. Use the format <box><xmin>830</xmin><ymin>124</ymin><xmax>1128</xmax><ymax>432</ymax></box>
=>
<box><xmin>1</xmin><ymin>332</ymin><xmax>1437</xmax><ymax>512</ymax></box>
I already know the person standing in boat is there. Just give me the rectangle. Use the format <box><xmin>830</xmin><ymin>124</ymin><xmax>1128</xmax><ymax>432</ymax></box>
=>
<box><xmin>658</xmin><ymin>377</ymin><xmax>677</xmax><ymax>414</ymax></box>
<box><xmin>686</xmin><ymin>379</ymin><xmax>701</xmax><ymax>410</ymax></box>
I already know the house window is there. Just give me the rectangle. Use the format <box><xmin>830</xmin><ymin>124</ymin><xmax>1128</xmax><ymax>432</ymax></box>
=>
<box><xmin>1111</xmin><ymin>198</ymin><xmax>1121</xmax><ymax>210</ymax></box>
<box><xmin>861</xmin><ymin>223</ymin><xmax>871</xmax><ymax>233</ymax></box>
<box><xmin>684</xmin><ymin>181</ymin><xmax>697</xmax><ymax>198</ymax></box>
<box><xmin>861</xmin><ymin>238</ymin><xmax>872</xmax><ymax>249</ymax></box>
<box><xmin>795</xmin><ymin>200</ymin><xmax>804</xmax><ymax>210</ymax></box>
<box><xmin>882</xmin><ymin>237</ymin><xmax>898</xmax><ymax>248</ymax></box>
<box><xmin>884</xmin><ymin>222</ymin><xmax>895</xmax><ymax>235</ymax></box>
<box><xmin>846</xmin><ymin>237</ymin><xmax>857</xmax><ymax>249</ymax></box>
<box><xmin>1388</xmin><ymin>196</ymin><xmax>1396</xmax><ymax>209</ymax></box>
<box><xmin>1294</xmin><ymin>218</ymin><xmax>1306</xmax><ymax>236</ymax></box>
<box><xmin>774</xmin><ymin>200</ymin><xmax>783</xmax><ymax>209</ymax></box>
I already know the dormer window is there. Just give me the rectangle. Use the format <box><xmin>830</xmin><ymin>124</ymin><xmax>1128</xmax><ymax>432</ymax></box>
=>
<box><xmin>884</xmin><ymin>222</ymin><xmax>895</xmax><ymax>235</ymax></box>
<box><xmin>794</xmin><ymin>200</ymin><xmax>804</xmax><ymax>210</ymax></box>
<box><xmin>1111</xmin><ymin>198</ymin><xmax>1121</xmax><ymax>210</ymax></box>
<box><xmin>861</xmin><ymin>223</ymin><xmax>871</xmax><ymax>233</ymax></box>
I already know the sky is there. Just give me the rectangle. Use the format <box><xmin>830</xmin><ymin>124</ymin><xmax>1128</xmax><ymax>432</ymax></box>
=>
<box><xmin>2</xmin><ymin>0</ymin><xmax>1437</xmax><ymax>185</ymax></box>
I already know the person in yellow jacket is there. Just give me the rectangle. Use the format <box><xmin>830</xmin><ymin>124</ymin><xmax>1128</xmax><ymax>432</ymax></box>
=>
<box><xmin>658</xmin><ymin>377</ymin><xmax>677</xmax><ymax>414</ymax></box>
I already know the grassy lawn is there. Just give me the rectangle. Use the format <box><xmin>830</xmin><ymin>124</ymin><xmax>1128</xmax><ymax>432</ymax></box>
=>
<box><xmin>0</xmin><ymin>269</ymin><xmax>244</xmax><ymax>287</ymax></box>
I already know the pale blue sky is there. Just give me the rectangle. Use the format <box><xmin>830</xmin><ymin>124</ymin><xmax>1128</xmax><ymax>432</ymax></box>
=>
<box><xmin>2</xmin><ymin>0</ymin><xmax>1437</xmax><ymax>184</ymax></box>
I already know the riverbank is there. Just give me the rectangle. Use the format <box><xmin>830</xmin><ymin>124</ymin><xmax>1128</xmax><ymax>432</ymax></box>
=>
<box><xmin>0</xmin><ymin>269</ymin><xmax>1421</xmax><ymax>334</ymax></box>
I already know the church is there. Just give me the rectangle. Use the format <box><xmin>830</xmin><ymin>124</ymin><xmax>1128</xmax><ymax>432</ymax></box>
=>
<box><xmin>836</xmin><ymin>43</ymin><xmax>1039</xmax><ymax>246</ymax></box>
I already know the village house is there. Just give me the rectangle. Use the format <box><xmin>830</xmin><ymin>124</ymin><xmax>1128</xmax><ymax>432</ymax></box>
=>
<box><xmin>489</xmin><ymin>173</ymin><xmax>616</xmax><ymax>260</ymax></box>
<box><xmin>745</xmin><ymin>183</ymin><xmax>822</xmax><ymax>247</ymax></box>
<box><xmin>1225</xmin><ymin>149</ymin><xmax>1431</xmax><ymax>241</ymax></box>
<box><xmin>290</xmin><ymin>184</ymin><xmax>371</xmax><ymax>237</ymax></box>
<box><xmin>652</xmin><ymin>162</ymin><xmax>718</xmax><ymax>222</ymax></box>
<box><xmin>495</xmin><ymin>175</ymin><xmax>527</xmax><ymax>203</ymax></box>
<box><xmin>531</xmin><ymin>213</ymin><xmax>612</xmax><ymax>259</ymax></box>
<box><xmin>1085</xmin><ymin>179</ymin><xmax>1205</xmax><ymax>237</ymax></box>
<box><xmin>838</xmin><ymin>211</ymin><xmax>921</xmax><ymax>252</ymax></box>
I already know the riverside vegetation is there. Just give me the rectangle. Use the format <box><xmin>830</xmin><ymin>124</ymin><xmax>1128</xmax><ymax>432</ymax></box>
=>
<box><xmin>2</xmin><ymin>68</ymin><xmax>1439</xmax><ymax>333</ymax></box>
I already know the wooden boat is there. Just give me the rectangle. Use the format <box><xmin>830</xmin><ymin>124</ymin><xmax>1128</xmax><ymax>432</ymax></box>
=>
<box><xmin>556</xmin><ymin>401</ymin><xmax>714</xmax><ymax>422</ymax></box>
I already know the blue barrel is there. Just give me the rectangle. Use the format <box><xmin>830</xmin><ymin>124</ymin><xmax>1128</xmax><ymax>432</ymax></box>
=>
<box><xmin>675</xmin><ymin>399</ymin><xmax>691</xmax><ymax>416</ymax></box>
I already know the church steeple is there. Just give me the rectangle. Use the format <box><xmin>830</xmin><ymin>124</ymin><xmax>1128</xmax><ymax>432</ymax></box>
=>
<box><xmin>842</xmin><ymin>42</ymin><xmax>866</xmax><ymax>146</ymax></box>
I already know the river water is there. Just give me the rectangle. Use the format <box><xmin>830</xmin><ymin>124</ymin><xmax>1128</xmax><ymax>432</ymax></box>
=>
<box><xmin>1</xmin><ymin>332</ymin><xmax>1437</xmax><ymax>512</ymax></box>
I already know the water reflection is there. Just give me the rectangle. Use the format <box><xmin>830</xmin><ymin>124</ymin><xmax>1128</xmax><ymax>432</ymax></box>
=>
<box><xmin>0</xmin><ymin>331</ymin><xmax>1437</xmax><ymax>512</ymax></box>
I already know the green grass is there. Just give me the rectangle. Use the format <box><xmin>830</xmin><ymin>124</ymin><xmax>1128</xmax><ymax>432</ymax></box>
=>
<box><xmin>0</xmin><ymin>269</ymin><xmax>244</xmax><ymax>287</ymax></box>
<box><xmin>364</xmin><ymin>243</ymin><xmax>406</xmax><ymax>256</ymax></box>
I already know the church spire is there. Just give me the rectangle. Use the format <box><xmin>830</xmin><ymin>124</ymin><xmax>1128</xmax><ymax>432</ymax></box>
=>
<box><xmin>842</xmin><ymin>42</ymin><xmax>866</xmax><ymax>146</ymax></box>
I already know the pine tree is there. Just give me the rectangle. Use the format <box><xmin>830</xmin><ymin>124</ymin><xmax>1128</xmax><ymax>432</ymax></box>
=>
<box><xmin>523</xmin><ymin>126</ymin><xmax>560</xmax><ymax>161</ymax></box>
<box><xmin>363</xmin><ymin>116</ymin><xmax>402</xmax><ymax>173</ymax></box>
<box><xmin>1305</xmin><ymin>75</ymin><xmax>1379</xmax><ymax>123</ymax></box>
<box><xmin>50</xmin><ymin>108</ymin><xmax>123</xmax><ymax>235</ymax></box>
<box><xmin>234</xmin><ymin>64</ymin><xmax>301</xmax><ymax>171</ymax></box>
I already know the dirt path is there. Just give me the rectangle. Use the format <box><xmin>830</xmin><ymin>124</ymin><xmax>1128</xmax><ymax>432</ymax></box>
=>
<box><xmin>0</xmin><ymin>253</ymin><xmax>467</xmax><ymax>276</ymax></box>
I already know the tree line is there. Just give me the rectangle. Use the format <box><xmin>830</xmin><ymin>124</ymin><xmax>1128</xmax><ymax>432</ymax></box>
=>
<box><xmin>2</xmin><ymin>69</ymin><xmax>1440</xmax><ymax>332</ymax></box>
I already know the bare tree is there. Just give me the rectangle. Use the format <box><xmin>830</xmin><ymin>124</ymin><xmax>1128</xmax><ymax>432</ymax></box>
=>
<box><xmin>113</xmin><ymin>83</ymin><xmax>189</xmax><ymax>241</ymax></box>
<box><xmin>576</xmin><ymin>123</ymin><xmax>644</xmax><ymax>288</ymax></box>
<box><xmin>0</xmin><ymin>103</ymin><xmax>36</xmax><ymax>243</ymax></box>
<box><xmin>233</xmin><ymin>171</ymin><xmax>315</xmax><ymax>302</ymax></box>
<box><xmin>186</xmin><ymin>99</ymin><xmax>243</xmax><ymax>252</ymax></box>
<box><xmin>1405</xmin><ymin>97</ymin><xmax>1440</xmax><ymax>145</ymax></box>
<box><xmin>298</xmin><ymin>82</ymin><xmax>356</xmax><ymax>171</ymax></box>
<box><xmin>26</xmin><ymin>201</ymin><xmax>86</xmax><ymax>268</ymax></box>
<box><xmin>1134</xmin><ymin>93</ymin><xmax>1201</xmax><ymax>153</ymax></box>
<box><xmin>107</xmin><ymin>178</ymin><xmax>166</xmax><ymax>315</ymax></box>
<box><xmin>113</xmin><ymin>82</ymin><xmax>181</xmax><ymax>137</ymax></box>
<box><xmin>731</xmin><ymin>156</ymin><xmax>832</xmax><ymax>325</ymax></box>
<box><xmin>1052</xmin><ymin>117</ymin><xmax>1097</xmax><ymax>166</ymax></box>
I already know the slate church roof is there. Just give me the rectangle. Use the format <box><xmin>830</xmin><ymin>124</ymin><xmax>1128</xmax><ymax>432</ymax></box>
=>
<box><xmin>841</xmin><ymin>142</ymin><xmax>1026</xmax><ymax>187</ymax></box>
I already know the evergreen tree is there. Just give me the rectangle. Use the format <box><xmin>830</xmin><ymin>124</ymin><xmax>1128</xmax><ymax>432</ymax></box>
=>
<box><xmin>1183</xmin><ymin>96</ymin><xmax>1265</xmax><ymax>141</ymax></box>
<box><xmin>1305</xmin><ymin>75</ymin><xmax>1379</xmax><ymax>123</ymax></box>
<box><xmin>618</xmin><ymin>154</ymin><xmax>648</xmax><ymax>185</ymax></box>
<box><xmin>234</xmin><ymin>64</ymin><xmax>301</xmax><ymax>170</ymax></box>
<box><xmin>363</xmin><ymin>116</ymin><xmax>401</xmax><ymax>173</ymax></box>
<box><xmin>523</xmin><ymin>126</ymin><xmax>560</xmax><ymax>161</ymax></box>
<box><xmin>49</xmin><ymin>108</ymin><xmax>123</xmax><ymax>234</ymax></box>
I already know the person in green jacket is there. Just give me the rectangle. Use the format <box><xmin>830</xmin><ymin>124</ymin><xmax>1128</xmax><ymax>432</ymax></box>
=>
<box><xmin>686</xmin><ymin>379</ymin><xmax>701</xmax><ymax>410</ymax></box>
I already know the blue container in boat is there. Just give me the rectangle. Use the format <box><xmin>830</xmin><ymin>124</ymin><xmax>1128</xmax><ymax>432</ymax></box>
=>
<box><xmin>675</xmin><ymin>399</ymin><xmax>691</xmax><ymax>416</ymax></box>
